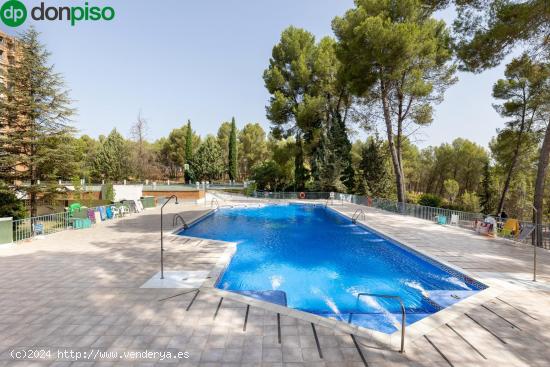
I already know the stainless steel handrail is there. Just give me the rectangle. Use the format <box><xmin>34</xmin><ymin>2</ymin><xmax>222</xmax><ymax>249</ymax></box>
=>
<box><xmin>348</xmin><ymin>293</ymin><xmax>406</xmax><ymax>353</ymax></box>
<box><xmin>173</xmin><ymin>214</ymin><xmax>189</xmax><ymax>229</ymax></box>
<box><xmin>351</xmin><ymin>209</ymin><xmax>366</xmax><ymax>223</ymax></box>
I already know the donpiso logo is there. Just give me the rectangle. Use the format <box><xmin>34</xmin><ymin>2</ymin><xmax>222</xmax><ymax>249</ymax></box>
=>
<box><xmin>1</xmin><ymin>1</ymin><xmax>115</xmax><ymax>27</ymax></box>
<box><xmin>1</xmin><ymin>0</ymin><xmax>27</xmax><ymax>27</ymax></box>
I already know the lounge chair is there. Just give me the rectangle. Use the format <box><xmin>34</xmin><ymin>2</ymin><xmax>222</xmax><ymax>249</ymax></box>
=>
<box><xmin>500</xmin><ymin>219</ymin><xmax>520</xmax><ymax>238</ymax></box>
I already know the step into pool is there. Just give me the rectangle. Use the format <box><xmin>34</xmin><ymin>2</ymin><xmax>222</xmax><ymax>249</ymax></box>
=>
<box><xmin>178</xmin><ymin>204</ymin><xmax>486</xmax><ymax>333</ymax></box>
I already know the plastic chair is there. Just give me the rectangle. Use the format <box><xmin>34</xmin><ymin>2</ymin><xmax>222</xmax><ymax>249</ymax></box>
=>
<box><xmin>450</xmin><ymin>214</ymin><xmax>459</xmax><ymax>226</ymax></box>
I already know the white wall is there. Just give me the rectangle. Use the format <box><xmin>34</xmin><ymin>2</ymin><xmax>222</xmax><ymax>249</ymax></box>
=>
<box><xmin>113</xmin><ymin>185</ymin><xmax>143</xmax><ymax>202</ymax></box>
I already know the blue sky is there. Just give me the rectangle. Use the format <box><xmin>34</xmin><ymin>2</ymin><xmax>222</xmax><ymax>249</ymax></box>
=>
<box><xmin>1</xmin><ymin>0</ymin><xmax>511</xmax><ymax>148</ymax></box>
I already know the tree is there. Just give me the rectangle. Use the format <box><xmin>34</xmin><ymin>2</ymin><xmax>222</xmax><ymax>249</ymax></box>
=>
<box><xmin>217</xmin><ymin>121</ymin><xmax>232</xmax><ymax>174</ymax></box>
<box><xmin>129</xmin><ymin>112</ymin><xmax>157</xmax><ymax>180</ymax></box>
<box><xmin>450</xmin><ymin>0</ymin><xmax>550</xmax><ymax>244</ymax></box>
<box><xmin>333</xmin><ymin>0</ymin><xmax>457</xmax><ymax>203</ymax></box>
<box><xmin>238</xmin><ymin>123</ymin><xmax>269</xmax><ymax>179</ymax></box>
<box><xmin>444</xmin><ymin>179</ymin><xmax>460</xmax><ymax>203</ymax></box>
<box><xmin>228</xmin><ymin>117</ymin><xmax>238</xmax><ymax>181</ymax></box>
<box><xmin>0</xmin><ymin>182</ymin><xmax>26</xmax><ymax>219</ymax></box>
<box><xmin>190</xmin><ymin>136</ymin><xmax>224</xmax><ymax>181</ymax></box>
<box><xmin>163</xmin><ymin>123</ymin><xmax>200</xmax><ymax>180</ymax></box>
<box><xmin>184</xmin><ymin>120</ymin><xmax>194</xmax><ymax>182</ymax></box>
<box><xmin>479</xmin><ymin>160</ymin><xmax>497</xmax><ymax>214</ymax></box>
<box><xmin>460</xmin><ymin>191</ymin><xmax>481</xmax><ymax>212</ymax></box>
<box><xmin>251</xmin><ymin>161</ymin><xmax>288</xmax><ymax>191</ymax></box>
<box><xmin>93</xmin><ymin>129</ymin><xmax>130</xmax><ymax>181</ymax></box>
<box><xmin>0</xmin><ymin>28</ymin><xmax>75</xmax><ymax>216</ymax></box>
<box><xmin>453</xmin><ymin>0</ymin><xmax>549</xmax><ymax>72</ymax></box>
<box><xmin>359</xmin><ymin>136</ymin><xmax>393</xmax><ymax>197</ymax></box>
<box><xmin>491</xmin><ymin>55</ymin><xmax>548</xmax><ymax>214</ymax></box>
<box><xmin>264</xmin><ymin>27</ymin><xmax>354</xmax><ymax>190</ymax></box>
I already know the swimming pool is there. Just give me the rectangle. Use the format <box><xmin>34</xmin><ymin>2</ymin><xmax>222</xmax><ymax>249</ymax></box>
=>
<box><xmin>179</xmin><ymin>204</ymin><xmax>485</xmax><ymax>333</ymax></box>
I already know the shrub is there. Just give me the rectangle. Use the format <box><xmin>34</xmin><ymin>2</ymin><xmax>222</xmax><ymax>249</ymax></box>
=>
<box><xmin>460</xmin><ymin>191</ymin><xmax>480</xmax><ymax>212</ymax></box>
<box><xmin>0</xmin><ymin>183</ymin><xmax>26</xmax><ymax>219</ymax></box>
<box><xmin>418</xmin><ymin>193</ymin><xmax>442</xmax><ymax>208</ymax></box>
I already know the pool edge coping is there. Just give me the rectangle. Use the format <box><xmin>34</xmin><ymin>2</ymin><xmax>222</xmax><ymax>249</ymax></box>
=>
<box><xmin>168</xmin><ymin>201</ymin><xmax>507</xmax><ymax>349</ymax></box>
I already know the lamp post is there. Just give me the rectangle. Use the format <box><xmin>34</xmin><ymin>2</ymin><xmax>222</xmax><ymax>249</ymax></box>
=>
<box><xmin>160</xmin><ymin>195</ymin><xmax>179</xmax><ymax>279</ymax></box>
<box><xmin>532</xmin><ymin>205</ymin><xmax>538</xmax><ymax>282</ymax></box>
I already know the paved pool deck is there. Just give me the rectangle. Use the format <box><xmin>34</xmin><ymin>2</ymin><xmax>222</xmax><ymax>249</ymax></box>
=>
<box><xmin>0</xmin><ymin>200</ymin><xmax>549</xmax><ymax>366</ymax></box>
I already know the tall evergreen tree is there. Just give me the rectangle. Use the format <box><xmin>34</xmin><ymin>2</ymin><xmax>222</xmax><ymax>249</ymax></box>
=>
<box><xmin>184</xmin><ymin>120</ymin><xmax>194</xmax><ymax>182</ymax></box>
<box><xmin>0</xmin><ymin>28</ymin><xmax>75</xmax><ymax>216</ymax></box>
<box><xmin>333</xmin><ymin>0</ymin><xmax>457</xmax><ymax>203</ymax></box>
<box><xmin>491</xmin><ymin>55</ymin><xmax>548</xmax><ymax>214</ymax></box>
<box><xmin>360</xmin><ymin>137</ymin><xmax>393</xmax><ymax>197</ymax></box>
<box><xmin>92</xmin><ymin>129</ymin><xmax>130</xmax><ymax>181</ymax></box>
<box><xmin>228</xmin><ymin>117</ymin><xmax>238</xmax><ymax>181</ymax></box>
<box><xmin>479</xmin><ymin>160</ymin><xmax>495</xmax><ymax>215</ymax></box>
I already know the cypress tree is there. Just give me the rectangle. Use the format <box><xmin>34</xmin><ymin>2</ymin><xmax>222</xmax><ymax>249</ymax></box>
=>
<box><xmin>228</xmin><ymin>117</ymin><xmax>238</xmax><ymax>181</ymax></box>
<box><xmin>184</xmin><ymin>120</ymin><xmax>194</xmax><ymax>182</ymax></box>
<box><xmin>0</xmin><ymin>28</ymin><xmax>75</xmax><ymax>217</ymax></box>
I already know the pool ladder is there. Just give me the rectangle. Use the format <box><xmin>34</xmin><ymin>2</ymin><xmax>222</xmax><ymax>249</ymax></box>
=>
<box><xmin>173</xmin><ymin>214</ymin><xmax>189</xmax><ymax>229</ymax></box>
<box><xmin>351</xmin><ymin>209</ymin><xmax>366</xmax><ymax>223</ymax></box>
<box><xmin>348</xmin><ymin>293</ymin><xmax>406</xmax><ymax>353</ymax></box>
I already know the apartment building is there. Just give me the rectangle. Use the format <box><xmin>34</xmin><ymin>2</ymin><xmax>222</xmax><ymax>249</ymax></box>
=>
<box><xmin>0</xmin><ymin>30</ymin><xmax>18</xmax><ymax>85</ymax></box>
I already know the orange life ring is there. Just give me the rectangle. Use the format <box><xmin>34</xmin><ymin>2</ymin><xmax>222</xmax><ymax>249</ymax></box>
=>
<box><xmin>299</xmin><ymin>192</ymin><xmax>306</xmax><ymax>199</ymax></box>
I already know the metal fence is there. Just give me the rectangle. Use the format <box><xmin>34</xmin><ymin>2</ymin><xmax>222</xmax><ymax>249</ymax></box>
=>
<box><xmin>12</xmin><ymin>211</ymin><xmax>72</xmax><ymax>242</ymax></box>
<box><xmin>246</xmin><ymin>191</ymin><xmax>549</xmax><ymax>249</ymax></box>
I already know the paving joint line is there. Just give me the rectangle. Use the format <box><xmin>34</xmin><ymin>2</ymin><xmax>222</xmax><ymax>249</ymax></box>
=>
<box><xmin>445</xmin><ymin>323</ymin><xmax>487</xmax><ymax>359</ymax></box>
<box><xmin>243</xmin><ymin>305</ymin><xmax>249</xmax><ymax>332</ymax></box>
<box><xmin>465</xmin><ymin>313</ymin><xmax>507</xmax><ymax>344</ymax></box>
<box><xmin>213</xmin><ymin>297</ymin><xmax>223</xmax><ymax>319</ymax></box>
<box><xmin>350</xmin><ymin>334</ymin><xmax>368</xmax><ymax>367</ymax></box>
<box><xmin>277</xmin><ymin>313</ymin><xmax>281</xmax><ymax>344</ymax></box>
<box><xmin>185</xmin><ymin>290</ymin><xmax>200</xmax><ymax>311</ymax></box>
<box><xmin>311</xmin><ymin>323</ymin><xmax>323</xmax><ymax>359</ymax></box>
<box><xmin>424</xmin><ymin>335</ymin><xmax>454</xmax><ymax>367</ymax></box>
<box><xmin>481</xmin><ymin>304</ymin><xmax>522</xmax><ymax>330</ymax></box>
<box><xmin>496</xmin><ymin>297</ymin><xmax>538</xmax><ymax>320</ymax></box>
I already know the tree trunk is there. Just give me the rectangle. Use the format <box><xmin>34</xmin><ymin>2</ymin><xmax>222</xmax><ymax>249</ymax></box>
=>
<box><xmin>380</xmin><ymin>83</ymin><xmax>406</xmax><ymax>203</ymax></box>
<box><xmin>533</xmin><ymin>122</ymin><xmax>550</xmax><ymax>247</ymax></box>
<box><xmin>497</xmin><ymin>136</ymin><xmax>522</xmax><ymax>214</ymax></box>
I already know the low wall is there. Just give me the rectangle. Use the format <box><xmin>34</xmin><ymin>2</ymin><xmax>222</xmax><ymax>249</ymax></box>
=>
<box><xmin>143</xmin><ymin>190</ymin><xmax>205</xmax><ymax>200</ymax></box>
<box><xmin>0</xmin><ymin>217</ymin><xmax>13</xmax><ymax>245</ymax></box>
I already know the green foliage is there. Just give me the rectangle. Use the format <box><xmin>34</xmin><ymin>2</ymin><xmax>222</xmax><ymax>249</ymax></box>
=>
<box><xmin>0</xmin><ymin>27</ymin><xmax>75</xmax><ymax>216</ymax></box>
<box><xmin>443</xmin><ymin>179</ymin><xmax>459</xmax><ymax>203</ymax></box>
<box><xmin>239</xmin><ymin>123</ymin><xmax>269</xmax><ymax>178</ymax></box>
<box><xmin>103</xmin><ymin>181</ymin><xmax>115</xmax><ymax>202</ymax></box>
<box><xmin>228</xmin><ymin>117</ymin><xmax>238</xmax><ymax>180</ymax></box>
<box><xmin>359</xmin><ymin>136</ymin><xmax>393</xmax><ymax>197</ymax></box>
<box><xmin>251</xmin><ymin>161</ymin><xmax>290</xmax><ymax>191</ymax></box>
<box><xmin>0</xmin><ymin>183</ymin><xmax>26</xmax><ymax>219</ymax></box>
<box><xmin>418</xmin><ymin>193</ymin><xmax>442</xmax><ymax>208</ymax></box>
<box><xmin>184</xmin><ymin>120</ymin><xmax>194</xmax><ymax>182</ymax></box>
<box><xmin>190</xmin><ymin>136</ymin><xmax>224</xmax><ymax>181</ymax></box>
<box><xmin>92</xmin><ymin>129</ymin><xmax>130</xmax><ymax>181</ymax></box>
<box><xmin>264</xmin><ymin>27</ymin><xmax>353</xmax><ymax>190</ymax></box>
<box><xmin>459</xmin><ymin>191</ymin><xmax>481</xmax><ymax>212</ymax></box>
<box><xmin>453</xmin><ymin>0</ymin><xmax>549</xmax><ymax>72</ymax></box>
<box><xmin>333</xmin><ymin>0</ymin><xmax>457</xmax><ymax>202</ymax></box>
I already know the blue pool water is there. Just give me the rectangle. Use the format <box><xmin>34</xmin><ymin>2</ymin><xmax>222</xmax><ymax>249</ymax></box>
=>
<box><xmin>180</xmin><ymin>204</ymin><xmax>485</xmax><ymax>333</ymax></box>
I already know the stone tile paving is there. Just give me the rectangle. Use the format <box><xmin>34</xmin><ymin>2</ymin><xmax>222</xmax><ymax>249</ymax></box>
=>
<box><xmin>0</xmin><ymin>201</ymin><xmax>548</xmax><ymax>366</ymax></box>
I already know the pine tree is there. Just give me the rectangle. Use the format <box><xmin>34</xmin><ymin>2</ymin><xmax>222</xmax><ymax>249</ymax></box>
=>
<box><xmin>360</xmin><ymin>137</ymin><xmax>392</xmax><ymax>198</ymax></box>
<box><xmin>92</xmin><ymin>129</ymin><xmax>130</xmax><ymax>181</ymax></box>
<box><xmin>228</xmin><ymin>117</ymin><xmax>238</xmax><ymax>181</ymax></box>
<box><xmin>479</xmin><ymin>160</ymin><xmax>494</xmax><ymax>214</ymax></box>
<box><xmin>0</xmin><ymin>28</ymin><xmax>75</xmax><ymax>217</ymax></box>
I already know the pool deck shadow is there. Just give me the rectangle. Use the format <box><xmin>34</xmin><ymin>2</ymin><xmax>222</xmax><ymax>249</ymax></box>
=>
<box><xmin>0</xmin><ymin>201</ymin><xmax>549</xmax><ymax>366</ymax></box>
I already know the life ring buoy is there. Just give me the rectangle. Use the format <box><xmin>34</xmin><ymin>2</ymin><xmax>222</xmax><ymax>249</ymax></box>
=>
<box><xmin>299</xmin><ymin>192</ymin><xmax>306</xmax><ymax>199</ymax></box>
